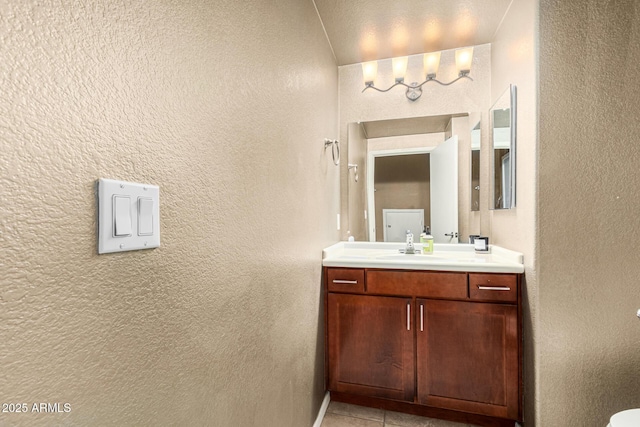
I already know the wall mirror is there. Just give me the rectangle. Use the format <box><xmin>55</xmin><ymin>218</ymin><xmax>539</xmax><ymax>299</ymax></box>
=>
<box><xmin>345</xmin><ymin>113</ymin><xmax>480</xmax><ymax>244</ymax></box>
<box><xmin>490</xmin><ymin>85</ymin><xmax>517</xmax><ymax>209</ymax></box>
<box><xmin>470</xmin><ymin>121</ymin><xmax>481</xmax><ymax>211</ymax></box>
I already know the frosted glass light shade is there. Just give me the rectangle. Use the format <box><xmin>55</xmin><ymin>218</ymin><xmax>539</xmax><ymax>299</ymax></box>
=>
<box><xmin>455</xmin><ymin>47</ymin><xmax>474</xmax><ymax>75</ymax></box>
<box><xmin>423</xmin><ymin>52</ymin><xmax>441</xmax><ymax>78</ymax></box>
<box><xmin>362</xmin><ymin>61</ymin><xmax>378</xmax><ymax>85</ymax></box>
<box><xmin>392</xmin><ymin>56</ymin><xmax>408</xmax><ymax>82</ymax></box>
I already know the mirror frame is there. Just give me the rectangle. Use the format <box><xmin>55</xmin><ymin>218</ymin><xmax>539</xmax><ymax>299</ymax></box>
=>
<box><xmin>490</xmin><ymin>84</ymin><xmax>517</xmax><ymax>210</ymax></box>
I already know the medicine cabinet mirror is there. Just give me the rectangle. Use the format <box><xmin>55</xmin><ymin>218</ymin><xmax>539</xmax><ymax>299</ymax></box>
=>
<box><xmin>470</xmin><ymin>121</ymin><xmax>481</xmax><ymax>211</ymax></box>
<box><xmin>490</xmin><ymin>85</ymin><xmax>517</xmax><ymax>210</ymax></box>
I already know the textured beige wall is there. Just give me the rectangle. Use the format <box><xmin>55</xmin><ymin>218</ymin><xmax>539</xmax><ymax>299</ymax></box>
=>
<box><xmin>339</xmin><ymin>45</ymin><xmax>492</xmax><ymax>241</ymax></box>
<box><xmin>0</xmin><ymin>1</ymin><xmax>338</xmax><ymax>426</ymax></box>
<box><xmin>538</xmin><ymin>0</ymin><xmax>640</xmax><ymax>425</ymax></box>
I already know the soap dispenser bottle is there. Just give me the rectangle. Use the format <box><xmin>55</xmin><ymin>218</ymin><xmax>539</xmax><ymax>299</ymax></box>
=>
<box><xmin>405</xmin><ymin>230</ymin><xmax>415</xmax><ymax>254</ymax></box>
<box><xmin>420</xmin><ymin>226</ymin><xmax>434</xmax><ymax>254</ymax></box>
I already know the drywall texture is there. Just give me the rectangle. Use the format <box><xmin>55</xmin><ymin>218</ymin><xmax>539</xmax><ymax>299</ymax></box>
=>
<box><xmin>489</xmin><ymin>0</ymin><xmax>538</xmax><ymax>424</ymax></box>
<box><xmin>0</xmin><ymin>1</ymin><xmax>338</xmax><ymax>426</ymax></box>
<box><xmin>339</xmin><ymin>44</ymin><xmax>491</xmax><ymax>241</ymax></box>
<box><xmin>538</xmin><ymin>0</ymin><xmax>640</xmax><ymax>425</ymax></box>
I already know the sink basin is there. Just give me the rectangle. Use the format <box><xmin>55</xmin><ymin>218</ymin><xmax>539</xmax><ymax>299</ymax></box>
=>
<box><xmin>375</xmin><ymin>253</ymin><xmax>450</xmax><ymax>262</ymax></box>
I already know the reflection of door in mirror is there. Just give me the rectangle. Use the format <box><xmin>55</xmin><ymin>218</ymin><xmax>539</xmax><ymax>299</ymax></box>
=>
<box><xmin>470</xmin><ymin>121</ymin><xmax>481</xmax><ymax>211</ymax></box>
<box><xmin>493</xmin><ymin>147</ymin><xmax>510</xmax><ymax>209</ymax></box>
<box><xmin>501</xmin><ymin>153</ymin><xmax>511</xmax><ymax>208</ymax></box>
<box><xmin>429</xmin><ymin>136</ymin><xmax>459</xmax><ymax>243</ymax></box>
<box><xmin>490</xmin><ymin>85</ymin><xmax>517</xmax><ymax>209</ymax></box>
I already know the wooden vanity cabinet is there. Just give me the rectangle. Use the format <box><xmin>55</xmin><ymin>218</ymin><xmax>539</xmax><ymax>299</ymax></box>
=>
<box><xmin>416</xmin><ymin>299</ymin><xmax>519</xmax><ymax>420</ymax></box>
<box><xmin>324</xmin><ymin>267</ymin><xmax>523</xmax><ymax>427</ymax></box>
<box><xmin>327</xmin><ymin>293</ymin><xmax>414</xmax><ymax>401</ymax></box>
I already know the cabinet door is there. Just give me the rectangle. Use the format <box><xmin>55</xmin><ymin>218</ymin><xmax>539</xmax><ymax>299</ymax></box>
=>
<box><xmin>327</xmin><ymin>293</ymin><xmax>414</xmax><ymax>401</ymax></box>
<box><xmin>416</xmin><ymin>299</ymin><xmax>519</xmax><ymax>419</ymax></box>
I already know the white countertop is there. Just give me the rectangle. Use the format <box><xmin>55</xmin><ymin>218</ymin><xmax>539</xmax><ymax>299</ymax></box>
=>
<box><xmin>322</xmin><ymin>242</ymin><xmax>524</xmax><ymax>274</ymax></box>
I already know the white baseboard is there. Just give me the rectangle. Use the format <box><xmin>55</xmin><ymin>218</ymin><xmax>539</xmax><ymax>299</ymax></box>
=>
<box><xmin>312</xmin><ymin>391</ymin><xmax>330</xmax><ymax>427</ymax></box>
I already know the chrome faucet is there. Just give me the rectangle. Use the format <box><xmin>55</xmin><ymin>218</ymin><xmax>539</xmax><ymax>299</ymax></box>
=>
<box><xmin>404</xmin><ymin>230</ymin><xmax>416</xmax><ymax>254</ymax></box>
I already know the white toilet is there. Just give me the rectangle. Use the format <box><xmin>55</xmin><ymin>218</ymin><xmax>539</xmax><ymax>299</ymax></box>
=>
<box><xmin>607</xmin><ymin>408</ymin><xmax>640</xmax><ymax>427</ymax></box>
<box><xmin>606</xmin><ymin>311</ymin><xmax>640</xmax><ymax>426</ymax></box>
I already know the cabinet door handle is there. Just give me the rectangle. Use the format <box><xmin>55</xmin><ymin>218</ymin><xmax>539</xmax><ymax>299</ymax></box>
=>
<box><xmin>407</xmin><ymin>303</ymin><xmax>411</xmax><ymax>331</ymax></box>
<box><xmin>477</xmin><ymin>285</ymin><xmax>511</xmax><ymax>291</ymax></box>
<box><xmin>420</xmin><ymin>304</ymin><xmax>424</xmax><ymax>332</ymax></box>
<box><xmin>332</xmin><ymin>279</ymin><xmax>358</xmax><ymax>284</ymax></box>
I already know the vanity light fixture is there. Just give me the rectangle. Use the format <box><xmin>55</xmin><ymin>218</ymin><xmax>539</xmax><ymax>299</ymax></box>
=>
<box><xmin>362</xmin><ymin>47</ymin><xmax>474</xmax><ymax>101</ymax></box>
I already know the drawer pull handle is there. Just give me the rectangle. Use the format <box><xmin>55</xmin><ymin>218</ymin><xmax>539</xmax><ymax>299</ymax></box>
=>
<box><xmin>407</xmin><ymin>303</ymin><xmax>411</xmax><ymax>331</ymax></box>
<box><xmin>332</xmin><ymin>279</ymin><xmax>358</xmax><ymax>284</ymax></box>
<box><xmin>477</xmin><ymin>285</ymin><xmax>511</xmax><ymax>291</ymax></box>
<box><xmin>420</xmin><ymin>304</ymin><xmax>424</xmax><ymax>332</ymax></box>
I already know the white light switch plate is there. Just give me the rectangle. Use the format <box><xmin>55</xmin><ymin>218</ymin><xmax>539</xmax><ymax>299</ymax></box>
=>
<box><xmin>98</xmin><ymin>178</ymin><xmax>160</xmax><ymax>254</ymax></box>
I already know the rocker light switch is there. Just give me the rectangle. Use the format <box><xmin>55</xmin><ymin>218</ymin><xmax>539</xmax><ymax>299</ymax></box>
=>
<box><xmin>113</xmin><ymin>196</ymin><xmax>132</xmax><ymax>236</ymax></box>
<box><xmin>138</xmin><ymin>197</ymin><xmax>153</xmax><ymax>236</ymax></box>
<box><xmin>98</xmin><ymin>179</ymin><xmax>160</xmax><ymax>254</ymax></box>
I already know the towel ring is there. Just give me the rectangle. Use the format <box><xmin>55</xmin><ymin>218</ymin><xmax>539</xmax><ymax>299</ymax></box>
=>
<box><xmin>324</xmin><ymin>139</ymin><xmax>340</xmax><ymax>166</ymax></box>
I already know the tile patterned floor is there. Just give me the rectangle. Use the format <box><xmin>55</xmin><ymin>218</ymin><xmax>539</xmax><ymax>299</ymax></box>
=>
<box><xmin>320</xmin><ymin>401</ymin><xmax>477</xmax><ymax>427</ymax></box>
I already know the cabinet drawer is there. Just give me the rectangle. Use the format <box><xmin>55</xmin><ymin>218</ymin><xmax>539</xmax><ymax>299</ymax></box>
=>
<box><xmin>367</xmin><ymin>270</ymin><xmax>467</xmax><ymax>299</ymax></box>
<box><xmin>327</xmin><ymin>268</ymin><xmax>365</xmax><ymax>293</ymax></box>
<box><xmin>469</xmin><ymin>274</ymin><xmax>518</xmax><ymax>303</ymax></box>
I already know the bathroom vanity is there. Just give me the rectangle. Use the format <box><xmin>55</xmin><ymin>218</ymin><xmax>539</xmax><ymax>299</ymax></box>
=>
<box><xmin>322</xmin><ymin>242</ymin><xmax>524</xmax><ymax>427</ymax></box>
